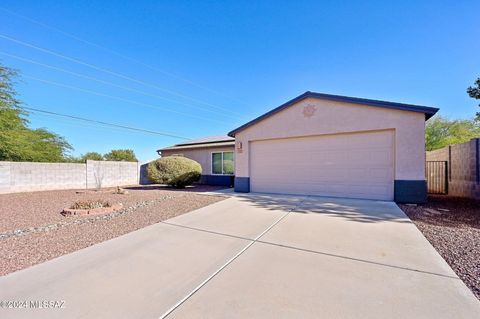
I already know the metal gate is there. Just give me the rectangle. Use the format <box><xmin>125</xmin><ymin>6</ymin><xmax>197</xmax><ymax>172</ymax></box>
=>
<box><xmin>426</xmin><ymin>161</ymin><xmax>448</xmax><ymax>194</ymax></box>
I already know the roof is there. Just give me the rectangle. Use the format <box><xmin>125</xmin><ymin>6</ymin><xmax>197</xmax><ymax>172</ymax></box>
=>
<box><xmin>176</xmin><ymin>135</ymin><xmax>234</xmax><ymax>146</ymax></box>
<box><xmin>157</xmin><ymin>135</ymin><xmax>234</xmax><ymax>152</ymax></box>
<box><xmin>228</xmin><ymin>91</ymin><xmax>439</xmax><ymax>137</ymax></box>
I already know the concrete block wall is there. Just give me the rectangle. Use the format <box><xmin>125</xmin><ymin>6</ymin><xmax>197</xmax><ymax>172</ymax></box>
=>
<box><xmin>86</xmin><ymin>160</ymin><xmax>139</xmax><ymax>189</ymax></box>
<box><xmin>426</xmin><ymin>139</ymin><xmax>480</xmax><ymax>199</ymax></box>
<box><xmin>449</xmin><ymin>139</ymin><xmax>479</xmax><ymax>199</ymax></box>
<box><xmin>0</xmin><ymin>162</ymin><xmax>12</xmax><ymax>193</ymax></box>
<box><xmin>0</xmin><ymin>162</ymin><xmax>86</xmax><ymax>193</ymax></box>
<box><xmin>0</xmin><ymin>161</ymin><xmax>140</xmax><ymax>194</ymax></box>
<box><xmin>425</xmin><ymin>147</ymin><xmax>448</xmax><ymax>161</ymax></box>
<box><xmin>139</xmin><ymin>162</ymin><xmax>152</xmax><ymax>185</ymax></box>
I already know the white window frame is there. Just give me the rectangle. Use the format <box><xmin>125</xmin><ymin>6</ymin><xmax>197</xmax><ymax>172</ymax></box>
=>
<box><xmin>211</xmin><ymin>151</ymin><xmax>234</xmax><ymax>175</ymax></box>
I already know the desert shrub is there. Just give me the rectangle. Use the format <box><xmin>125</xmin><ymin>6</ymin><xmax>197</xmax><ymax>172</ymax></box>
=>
<box><xmin>147</xmin><ymin>156</ymin><xmax>202</xmax><ymax>188</ymax></box>
<box><xmin>80</xmin><ymin>152</ymin><xmax>104</xmax><ymax>161</ymax></box>
<box><xmin>104</xmin><ymin>149</ymin><xmax>137</xmax><ymax>162</ymax></box>
<box><xmin>70</xmin><ymin>200</ymin><xmax>111</xmax><ymax>210</ymax></box>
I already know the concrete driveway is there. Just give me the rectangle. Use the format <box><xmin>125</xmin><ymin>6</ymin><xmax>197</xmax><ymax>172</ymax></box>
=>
<box><xmin>1</xmin><ymin>193</ymin><xmax>479</xmax><ymax>318</ymax></box>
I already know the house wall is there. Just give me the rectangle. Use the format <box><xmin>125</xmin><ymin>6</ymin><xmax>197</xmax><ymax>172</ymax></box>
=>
<box><xmin>234</xmin><ymin>97</ymin><xmax>427</xmax><ymax>202</ymax></box>
<box><xmin>0</xmin><ymin>160</ymin><xmax>139</xmax><ymax>194</ymax></box>
<box><xmin>426</xmin><ymin>139</ymin><xmax>480</xmax><ymax>199</ymax></box>
<box><xmin>161</xmin><ymin>146</ymin><xmax>235</xmax><ymax>186</ymax></box>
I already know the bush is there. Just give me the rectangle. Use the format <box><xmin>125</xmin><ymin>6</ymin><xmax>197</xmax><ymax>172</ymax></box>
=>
<box><xmin>104</xmin><ymin>149</ymin><xmax>137</xmax><ymax>162</ymax></box>
<box><xmin>80</xmin><ymin>152</ymin><xmax>104</xmax><ymax>161</ymax></box>
<box><xmin>147</xmin><ymin>156</ymin><xmax>202</xmax><ymax>188</ymax></box>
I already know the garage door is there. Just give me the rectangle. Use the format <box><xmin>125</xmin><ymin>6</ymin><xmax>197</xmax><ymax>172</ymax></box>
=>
<box><xmin>249</xmin><ymin>130</ymin><xmax>394</xmax><ymax>200</ymax></box>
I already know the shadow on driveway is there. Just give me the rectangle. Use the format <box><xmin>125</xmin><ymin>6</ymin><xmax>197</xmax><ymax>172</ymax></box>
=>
<box><xmin>233</xmin><ymin>193</ymin><xmax>410</xmax><ymax>224</ymax></box>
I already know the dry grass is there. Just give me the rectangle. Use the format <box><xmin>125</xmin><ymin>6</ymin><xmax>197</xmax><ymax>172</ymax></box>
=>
<box><xmin>70</xmin><ymin>200</ymin><xmax>112</xmax><ymax>210</ymax></box>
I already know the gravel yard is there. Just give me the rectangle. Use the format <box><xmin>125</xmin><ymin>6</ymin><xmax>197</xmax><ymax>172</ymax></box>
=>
<box><xmin>0</xmin><ymin>185</ymin><xmax>226</xmax><ymax>276</ymax></box>
<box><xmin>399</xmin><ymin>195</ymin><xmax>480</xmax><ymax>300</ymax></box>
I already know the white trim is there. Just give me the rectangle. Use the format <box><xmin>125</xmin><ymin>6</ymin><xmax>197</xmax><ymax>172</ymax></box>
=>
<box><xmin>210</xmin><ymin>151</ymin><xmax>235</xmax><ymax>175</ymax></box>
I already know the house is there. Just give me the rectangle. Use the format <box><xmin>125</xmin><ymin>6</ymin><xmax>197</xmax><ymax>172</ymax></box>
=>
<box><xmin>159</xmin><ymin>91</ymin><xmax>438</xmax><ymax>203</ymax></box>
<box><xmin>157</xmin><ymin>135</ymin><xmax>235</xmax><ymax>186</ymax></box>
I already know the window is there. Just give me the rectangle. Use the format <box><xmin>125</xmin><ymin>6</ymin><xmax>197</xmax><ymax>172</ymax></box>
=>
<box><xmin>212</xmin><ymin>152</ymin><xmax>234</xmax><ymax>175</ymax></box>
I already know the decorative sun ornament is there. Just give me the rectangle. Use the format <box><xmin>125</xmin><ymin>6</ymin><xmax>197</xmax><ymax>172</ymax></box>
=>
<box><xmin>302</xmin><ymin>104</ymin><xmax>317</xmax><ymax>118</ymax></box>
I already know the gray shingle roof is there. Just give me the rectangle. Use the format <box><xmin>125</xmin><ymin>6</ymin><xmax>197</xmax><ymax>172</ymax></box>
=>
<box><xmin>176</xmin><ymin>135</ymin><xmax>234</xmax><ymax>146</ymax></box>
<box><xmin>157</xmin><ymin>135</ymin><xmax>234</xmax><ymax>152</ymax></box>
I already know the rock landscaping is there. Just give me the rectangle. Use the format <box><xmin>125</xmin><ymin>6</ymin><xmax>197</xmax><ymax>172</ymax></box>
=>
<box><xmin>62</xmin><ymin>200</ymin><xmax>123</xmax><ymax>216</ymax></box>
<box><xmin>0</xmin><ymin>185</ymin><xmax>226</xmax><ymax>275</ymax></box>
<box><xmin>399</xmin><ymin>195</ymin><xmax>480</xmax><ymax>300</ymax></box>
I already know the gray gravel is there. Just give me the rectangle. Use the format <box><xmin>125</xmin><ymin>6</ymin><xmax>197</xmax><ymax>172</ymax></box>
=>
<box><xmin>0</xmin><ymin>185</ymin><xmax>226</xmax><ymax>276</ymax></box>
<box><xmin>399</xmin><ymin>195</ymin><xmax>480</xmax><ymax>300</ymax></box>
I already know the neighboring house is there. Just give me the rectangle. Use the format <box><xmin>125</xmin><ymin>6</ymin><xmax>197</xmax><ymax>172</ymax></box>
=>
<box><xmin>157</xmin><ymin>136</ymin><xmax>235</xmax><ymax>186</ymax></box>
<box><xmin>159</xmin><ymin>91</ymin><xmax>438</xmax><ymax>203</ymax></box>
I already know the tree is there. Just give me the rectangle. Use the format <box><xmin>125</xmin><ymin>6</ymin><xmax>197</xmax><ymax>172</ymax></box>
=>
<box><xmin>425</xmin><ymin>116</ymin><xmax>480</xmax><ymax>151</ymax></box>
<box><xmin>103</xmin><ymin>149</ymin><xmax>137</xmax><ymax>162</ymax></box>
<box><xmin>80</xmin><ymin>152</ymin><xmax>104</xmax><ymax>161</ymax></box>
<box><xmin>0</xmin><ymin>63</ymin><xmax>72</xmax><ymax>162</ymax></box>
<box><xmin>467</xmin><ymin>77</ymin><xmax>480</xmax><ymax>121</ymax></box>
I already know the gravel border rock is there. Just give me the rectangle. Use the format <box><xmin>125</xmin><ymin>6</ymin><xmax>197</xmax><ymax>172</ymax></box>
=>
<box><xmin>0</xmin><ymin>196</ymin><xmax>173</xmax><ymax>240</ymax></box>
<box><xmin>0</xmin><ymin>186</ymin><xmax>226</xmax><ymax>276</ymax></box>
<box><xmin>399</xmin><ymin>195</ymin><xmax>480</xmax><ymax>300</ymax></box>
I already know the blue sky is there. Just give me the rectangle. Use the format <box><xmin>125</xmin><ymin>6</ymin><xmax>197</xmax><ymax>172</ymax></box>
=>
<box><xmin>1</xmin><ymin>1</ymin><xmax>479</xmax><ymax>162</ymax></box>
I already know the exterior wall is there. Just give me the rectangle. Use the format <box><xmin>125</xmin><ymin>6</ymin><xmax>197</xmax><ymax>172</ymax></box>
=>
<box><xmin>161</xmin><ymin>146</ymin><xmax>235</xmax><ymax>186</ymax></box>
<box><xmin>234</xmin><ymin>97</ymin><xmax>427</xmax><ymax>201</ymax></box>
<box><xmin>0</xmin><ymin>160</ymin><xmax>139</xmax><ymax>194</ymax></box>
<box><xmin>426</xmin><ymin>139</ymin><xmax>480</xmax><ymax>199</ymax></box>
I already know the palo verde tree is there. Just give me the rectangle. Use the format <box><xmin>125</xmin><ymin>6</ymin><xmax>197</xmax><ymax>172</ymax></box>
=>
<box><xmin>80</xmin><ymin>152</ymin><xmax>104</xmax><ymax>161</ymax></box>
<box><xmin>425</xmin><ymin>115</ymin><xmax>480</xmax><ymax>151</ymax></box>
<box><xmin>103</xmin><ymin>149</ymin><xmax>137</xmax><ymax>162</ymax></box>
<box><xmin>467</xmin><ymin>77</ymin><xmax>480</xmax><ymax>121</ymax></box>
<box><xmin>0</xmin><ymin>62</ymin><xmax>72</xmax><ymax>162</ymax></box>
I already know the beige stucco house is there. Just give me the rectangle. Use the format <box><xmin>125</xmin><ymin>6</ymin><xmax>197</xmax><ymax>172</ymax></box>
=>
<box><xmin>158</xmin><ymin>91</ymin><xmax>438</xmax><ymax>203</ymax></box>
<box><xmin>157</xmin><ymin>136</ymin><xmax>235</xmax><ymax>186</ymax></box>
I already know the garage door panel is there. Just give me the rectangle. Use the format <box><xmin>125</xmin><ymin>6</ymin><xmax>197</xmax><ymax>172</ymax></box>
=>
<box><xmin>369</xmin><ymin>168</ymin><xmax>393</xmax><ymax>179</ymax></box>
<box><xmin>349</xmin><ymin>168</ymin><xmax>377</xmax><ymax>180</ymax></box>
<box><xmin>250</xmin><ymin>131</ymin><xmax>394</xmax><ymax>200</ymax></box>
<box><xmin>258</xmin><ymin>183</ymin><xmax>391</xmax><ymax>200</ymax></box>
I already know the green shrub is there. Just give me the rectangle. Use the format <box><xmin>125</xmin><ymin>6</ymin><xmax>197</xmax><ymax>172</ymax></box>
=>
<box><xmin>147</xmin><ymin>156</ymin><xmax>202</xmax><ymax>188</ymax></box>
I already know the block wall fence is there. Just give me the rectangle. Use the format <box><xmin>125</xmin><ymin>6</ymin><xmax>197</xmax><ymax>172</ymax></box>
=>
<box><xmin>426</xmin><ymin>138</ymin><xmax>480</xmax><ymax>200</ymax></box>
<box><xmin>0</xmin><ymin>160</ymin><xmax>140</xmax><ymax>194</ymax></box>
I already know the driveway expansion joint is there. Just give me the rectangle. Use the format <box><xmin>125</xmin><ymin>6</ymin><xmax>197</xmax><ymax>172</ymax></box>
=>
<box><xmin>160</xmin><ymin>221</ymin><xmax>253</xmax><ymax>242</ymax></box>
<box><xmin>158</xmin><ymin>199</ymin><xmax>304</xmax><ymax>319</ymax></box>
<box><xmin>162</xmin><ymin>221</ymin><xmax>459</xmax><ymax>280</ymax></box>
<box><xmin>255</xmin><ymin>240</ymin><xmax>460</xmax><ymax>280</ymax></box>
<box><xmin>162</xmin><ymin>195</ymin><xmax>459</xmax><ymax>282</ymax></box>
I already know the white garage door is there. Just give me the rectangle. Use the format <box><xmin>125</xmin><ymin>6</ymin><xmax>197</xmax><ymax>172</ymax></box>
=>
<box><xmin>250</xmin><ymin>130</ymin><xmax>394</xmax><ymax>200</ymax></box>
